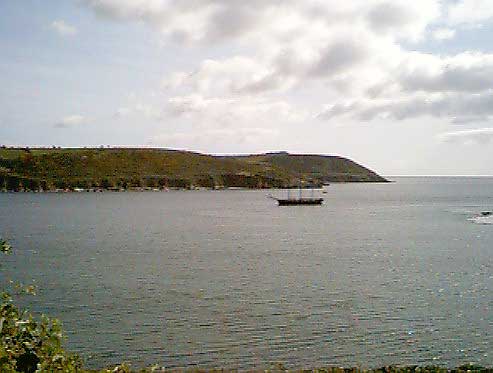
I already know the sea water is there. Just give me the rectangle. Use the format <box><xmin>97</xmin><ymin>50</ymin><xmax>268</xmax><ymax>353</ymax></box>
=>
<box><xmin>1</xmin><ymin>177</ymin><xmax>492</xmax><ymax>369</ymax></box>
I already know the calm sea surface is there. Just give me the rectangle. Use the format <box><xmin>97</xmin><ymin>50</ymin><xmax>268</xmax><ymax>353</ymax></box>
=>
<box><xmin>1</xmin><ymin>177</ymin><xmax>493</xmax><ymax>369</ymax></box>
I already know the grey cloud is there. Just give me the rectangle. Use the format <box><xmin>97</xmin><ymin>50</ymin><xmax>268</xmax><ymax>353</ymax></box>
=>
<box><xmin>80</xmin><ymin>0</ymin><xmax>287</xmax><ymax>44</ymax></box>
<box><xmin>399</xmin><ymin>64</ymin><xmax>493</xmax><ymax>93</ymax></box>
<box><xmin>235</xmin><ymin>49</ymin><xmax>304</xmax><ymax>94</ymax></box>
<box><xmin>318</xmin><ymin>92</ymin><xmax>493</xmax><ymax>123</ymax></box>
<box><xmin>308</xmin><ymin>41</ymin><xmax>369</xmax><ymax>77</ymax></box>
<box><xmin>363</xmin><ymin>93</ymin><xmax>493</xmax><ymax>121</ymax></box>
<box><xmin>81</xmin><ymin>0</ymin><xmax>433</xmax><ymax>46</ymax></box>
<box><xmin>205</xmin><ymin>5</ymin><xmax>260</xmax><ymax>42</ymax></box>
<box><xmin>237</xmin><ymin>74</ymin><xmax>285</xmax><ymax>94</ymax></box>
<box><xmin>167</xmin><ymin>3</ymin><xmax>264</xmax><ymax>44</ymax></box>
<box><xmin>272</xmin><ymin>41</ymin><xmax>369</xmax><ymax>79</ymax></box>
<box><xmin>367</xmin><ymin>2</ymin><xmax>415</xmax><ymax>33</ymax></box>
<box><xmin>238</xmin><ymin>40</ymin><xmax>370</xmax><ymax>94</ymax></box>
<box><xmin>80</xmin><ymin>0</ymin><xmax>169</xmax><ymax>23</ymax></box>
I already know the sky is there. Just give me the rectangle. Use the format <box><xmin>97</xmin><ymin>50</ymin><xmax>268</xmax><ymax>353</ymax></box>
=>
<box><xmin>1</xmin><ymin>0</ymin><xmax>493</xmax><ymax>175</ymax></box>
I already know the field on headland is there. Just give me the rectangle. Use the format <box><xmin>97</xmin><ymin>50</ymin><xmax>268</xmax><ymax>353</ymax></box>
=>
<box><xmin>0</xmin><ymin>147</ymin><xmax>387</xmax><ymax>192</ymax></box>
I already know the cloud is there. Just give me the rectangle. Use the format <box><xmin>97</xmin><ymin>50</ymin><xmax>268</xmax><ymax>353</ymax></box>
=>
<box><xmin>84</xmin><ymin>0</ymin><xmax>443</xmax><ymax>99</ymax></box>
<box><xmin>315</xmin><ymin>49</ymin><xmax>493</xmax><ymax>124</ymax></box>
<box><xmin>113</xmin><ymin>104</ymin><xmax>162</xmax><ymax>120</ymax></box>
<box><xmin>54</xmin><ymin>115</ymin><xmax>85</xmax><ymax>128</ymax></box>
<box><xmin>162</xmin><ymin>56</ymin><xmax>274</xmax><ymax>96</ymax></box>
<box><xmin>80</xmin><ymin>0</ymin><xmax>273</xmax><ymax>44</ymax></box>
<box><xmin>432</xmin><ymin>28</ymin><xmax>456</xmax><ymax>40</ymax></box>
<box><xmin>81</xmin><ymin>0</ymin><xmax>443</xmax><ymax>43</ymax></box>
<box><xmin>151</xmin><ymin>127</ymin><xmax>279</xmax><ymax>149</ymax></box>
<box><xmin>438</xmin><ymin>128</ymin><xmax>493</xmax><ymax>145</ymax></box>
<box><xmin>115</xmin><ymin>107</ymin><xmax>131</xmax><ymax>117</ymax></box>
<box><xmin>397</xmin><ymin>52</ymin><xmax>493</xmax><ymax>93</ymax></box>
<box><xmin>447</xmin><ymin>0</ymin><xmax>493</xmax><ymax>25</ymax></box>
<box><xmin>162</xmin><ymin>31</ymin><xmax>386</xmax><ymax>98</ymax></box>
<box><xmin>84</xmin><ymin>0</ymin><xmax>493</xmax><ymax>135</ymax></box>
<box><xmin>166</xmin><ymin>94</ymin><xmax>303</xmax><ymax>127</ymax></box>
<box><xmin>318</xmin><ymin>91</ymin><xmax>493</xmax><ymax>123</ymax></box>
<box><xmin>366</xmin><ymin>0</ymin><xmax>441</xmax><ymax>41</ymax></box>
<box><xmin>51</xmin><ymin>20</ymin><xmax>77</xmax><ymax>36</ymax></box>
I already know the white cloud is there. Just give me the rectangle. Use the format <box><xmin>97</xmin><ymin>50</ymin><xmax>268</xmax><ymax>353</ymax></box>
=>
<box><xmin>54</xmin><ymin>115</ymin><xmax>85</xmax><ymax>128</ymax></box>
<box><xmin>83</xmin><ymin>0</ymin><xmax>493</xmax><ymax>137</ymax></box>
<box><xmin>142</xmin><ymin>93</ymin><xmax>302</xmax><ymax>152</ymax></box>
<box><xmin>447</xmin><ymin>0</ymin><xmax>493</xmax><ymax>25</ymax></box>
<box><xmin>432</xmin><ymin>27</ymin><xmax>456</xmax><ymax>40</ymax></box>
<box><xmin>166</xmin><ymin>94</ymin><xmax>303</xmax><ymax>127</ymax></box>
<box><xmin>162</xmin><ymin>57</ymin><xmax>275</xmax><ymax>96</ymax></box>
<box><xmin>82</xmin><ymin>0</ymin><xmax>443</xmax><ymax>102</ymax></box>
<box><xmin>113</xmin><ymin>104</ymin><xmax>162</xmax><ymax>120</ymax></box>
<box><xmin>115</xmin><ymin>107</ymin><xmax>131</xmax><ymax>117</ymax></box>
<box><xmin>81</xmin><ymin>0</ymin><xmax>442</xmax><ymax>44</ymax></box>
<box><xmin>438</xmin><ymin>128</ymin><xmax>493</xmax><ymax>145</ymax></box>
<box><xmin>51</xmin><ymin>20</ymin><xmax>77</xmax><ymax>36</ymax></box>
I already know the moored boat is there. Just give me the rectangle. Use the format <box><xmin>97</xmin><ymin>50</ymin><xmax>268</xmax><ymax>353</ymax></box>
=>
<box><xmin>271</xmin><ymin>183</ymin><xmax>324</xmax><ymax>206</ymax></box>
<box><xmin>276</xmin><ymin>197</ymin><xmax>323</xmax><ymax>206</ymax></box>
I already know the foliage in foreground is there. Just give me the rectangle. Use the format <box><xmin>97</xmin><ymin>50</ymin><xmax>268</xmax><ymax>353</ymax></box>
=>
<box><xmin>0</xmin><ymin>293</ymin><xmax>82</xmax><ymax>372</ymax></box>
<box><xmin>1</xmin><ymin>239</ymin><xmax>82</xmax><ymax>372</ymax></box>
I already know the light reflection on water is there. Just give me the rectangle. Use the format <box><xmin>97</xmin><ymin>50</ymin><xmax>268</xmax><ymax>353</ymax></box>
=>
<box><xmin>1</xmin><ymin>177</ymin><xmax>493</xmax><ymax>369</ymax></box>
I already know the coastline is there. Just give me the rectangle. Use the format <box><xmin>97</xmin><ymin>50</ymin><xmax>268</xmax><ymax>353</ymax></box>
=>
<box><xmin>81</xmin><ymin>365</ymin><xmax>490</xmax><ymax>372</ymax></box>
<box><xmin>0</xmin><ymin>180</ymin><xmax>392</xmax><ymax>194</ymax></box>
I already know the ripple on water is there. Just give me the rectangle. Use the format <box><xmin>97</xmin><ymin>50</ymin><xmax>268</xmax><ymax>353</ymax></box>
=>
<box><xmin>469</xmin><ymin>215</ymin><xmax>493</xmax><ymax>225</ymax></box>
<box><xmin>2</xmin><ymin>183</ymin><xmax>493</xmax><ymax>369</ymax></box>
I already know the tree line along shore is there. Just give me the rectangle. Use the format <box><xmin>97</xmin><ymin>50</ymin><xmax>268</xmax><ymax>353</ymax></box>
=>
<box><xmin>0</xmin><ymin>147</ymin><xmax>388</xmax><ymax>193</ymax></box>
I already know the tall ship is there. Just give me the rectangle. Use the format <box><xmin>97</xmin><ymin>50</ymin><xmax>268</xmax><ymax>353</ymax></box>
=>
<box><xmin>271</xmin><ymin>183</ymin><xmax>324</xmax><ymax>206</ymax></box>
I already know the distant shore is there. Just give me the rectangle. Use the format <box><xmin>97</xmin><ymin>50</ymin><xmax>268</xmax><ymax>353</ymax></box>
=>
<box><xmin>0</xmin><ymin>186</ymin><xmax>324</xmax><ymax>193</ymax></box>
<box><xmin>0</xmin><ymin>181</ymin><xmax>394</xmax><ymax>194</ymax></box>
<box><xmin>0</xmin><ymin>147</ymin><xmax>389</xmax><ymax>193</ymax></box>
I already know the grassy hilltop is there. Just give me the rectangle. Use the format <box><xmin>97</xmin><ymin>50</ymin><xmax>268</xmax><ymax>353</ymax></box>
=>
<box><xmin>0</xmin><ymin>147</ymin><xmax>387</xmax><ymax>191</ymax></box>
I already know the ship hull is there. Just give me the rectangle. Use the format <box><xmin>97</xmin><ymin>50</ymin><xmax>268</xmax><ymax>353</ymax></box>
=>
<box><xmin>276</xmin><ymin>198</ymin><xmax>324</xmax><ymax>206</ymax></box>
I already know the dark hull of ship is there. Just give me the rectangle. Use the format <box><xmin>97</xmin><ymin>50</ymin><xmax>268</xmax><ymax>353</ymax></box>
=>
<box><xmin>276</xmin><ymin>198</ymin><xmax>324</xmax><ymax>206</ymax></box>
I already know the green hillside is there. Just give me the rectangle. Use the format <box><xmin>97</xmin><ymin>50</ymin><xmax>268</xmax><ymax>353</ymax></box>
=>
<box><xmin>0</xmin><ymin>147</ymin><xmax>387</xmax><ymax>191</ymax></box>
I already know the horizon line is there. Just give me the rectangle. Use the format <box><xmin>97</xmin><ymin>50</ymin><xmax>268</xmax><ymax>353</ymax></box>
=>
<box><xmin>386</xmin><ymin>175</ymin><xmax>493</xmax><ymax>178</ymax></box>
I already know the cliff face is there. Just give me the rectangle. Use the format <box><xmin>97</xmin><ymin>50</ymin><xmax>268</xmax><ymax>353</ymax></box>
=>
<box><xmin>0</xmin><ymin>148</ymin><xmax>387</xmax><ymax>191</ymax></box>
